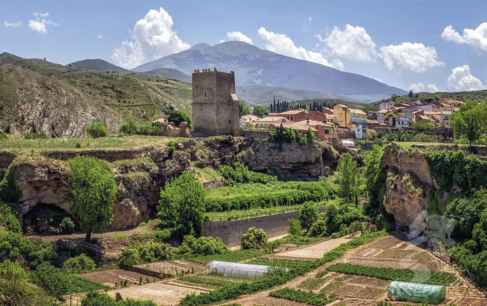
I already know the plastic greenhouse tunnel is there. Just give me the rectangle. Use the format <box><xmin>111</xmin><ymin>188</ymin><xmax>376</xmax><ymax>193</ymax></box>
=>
<box><xmin>388</xmin><ymin>281</ymin><xmax>446</xmax><ymax>304</ymax></box>
<box><xmin>208</xmin><ymin>261</ymin><xmax>272</xmax><ymax>279</ymax></box>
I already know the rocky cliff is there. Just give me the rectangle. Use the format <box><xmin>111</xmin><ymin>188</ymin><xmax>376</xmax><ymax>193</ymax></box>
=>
<box><xmin>382</xmin><ymin>144</ymin><xmax>434</xmax><ymax>238</ymax></box>
<box><xmin>0</xmin><ymin>136</ymin><xmax>337</xmax><ymax>232</ymax></box>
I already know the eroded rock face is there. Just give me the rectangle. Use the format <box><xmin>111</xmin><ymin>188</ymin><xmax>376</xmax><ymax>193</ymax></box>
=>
<box><xmin>384</xmin><ymin>172</ymin><xmax>427</xmax><ymax>238</ymax></box>
<box><xmin>3</xmin><ymin>136</ymin><xmax>336</xmax><ymax>231</ymax></box>
<box><xmin>10</xmin><ymin>157</ymin><xmax>72</xmax><ymax>215</ymax></box>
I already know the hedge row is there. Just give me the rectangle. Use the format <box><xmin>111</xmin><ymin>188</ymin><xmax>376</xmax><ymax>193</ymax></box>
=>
<box><xmin>270</xmin><ymin>288</ymin><xmax>330</xmax><ymax>306</ymax></box>
<box><xmin>327</xmin><ymin>263</ymin><xmax>457</xmax><ymax>286</ymax></box>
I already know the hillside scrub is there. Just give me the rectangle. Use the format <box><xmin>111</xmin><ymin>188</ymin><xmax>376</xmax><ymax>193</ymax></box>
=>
<box><xmin>86</xmin><ymin>120</ymin><xmax>108</xmax><ymax>138</ymax></box>
<box><xmin>0</xmin><ymin>202</ymin><xmax>21</xmax><ymax>233</ymax></box>
<box><xmin>69</xmin><ymin>157</ymin><xmax>117</xmax><ymax>241</ymax></box>
<box><xmin>204</xmin><ymin>181</ymin><xmax>334</xmax><ymax>212</ymax></box>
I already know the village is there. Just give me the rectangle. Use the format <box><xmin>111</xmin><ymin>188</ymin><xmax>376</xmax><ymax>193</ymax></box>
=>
<box><xmin>241</xmin><ymin>97</ymin><xmax>464</xmax><ymax>145</ymax></box>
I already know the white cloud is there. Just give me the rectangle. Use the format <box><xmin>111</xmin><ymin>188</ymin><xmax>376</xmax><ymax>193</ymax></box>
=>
<box><xmin>448</xmin><ymin>65</ymin><xmax>484</xmax><ymax>91</ymax></box>
<box><xmin>409</xmin><ymin>83</ymin><xmax>439</xmax><ymax>93</ymax></box>
<box><xmin>3</xmin><ymin>21</ymin><xmax>22</xmax><ymax>28</ymax></box>
<box><xmin>442</xmin><ymin>23</ymin><xmax>487</xmax><ymax>52</ymax></box>
<box><xmin>97</xmin><ymin>34</ymin><xmax>103</xmax><ymax>40</ymax></box>
<box><xmin>28</xmin><ymin>12</ymin><xmax>55</xmax><ymax>34</ymax></box>
<box><xmin>112</xmin><ymin>7</ymin><xmax>190</xmax><ymax>69</ymax></box>
<box><xmin>380</xmin><ymin>42</ymin><xmax>443</xmax><ymax>73</ymax></box>
<box><xmin>226</xmin><ymin>31</ymin><xmax>253</xmax><ymax>44</ymax></box>
<box><xmin>323</xmin><ymin>24</ymin><xmax>378</xmax><ymax>62</ymax></box>
<box><xmin>257</xmin><ymin>26</ymin><xmax>343</xmax><ymax>69</ymax></box>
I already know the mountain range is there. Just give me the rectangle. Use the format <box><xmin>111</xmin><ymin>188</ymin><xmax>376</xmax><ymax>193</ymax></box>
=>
<box><xmin>134</xmin><ymin>41</ymin><xmax>405</xmax><ymax>103</ymax></box>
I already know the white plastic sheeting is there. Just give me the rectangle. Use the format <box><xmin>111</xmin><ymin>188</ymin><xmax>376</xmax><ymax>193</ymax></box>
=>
<box><xmin>208</xmin><ymin>261</ymin><xmax>270</xmax><ymax>278</ymax></box>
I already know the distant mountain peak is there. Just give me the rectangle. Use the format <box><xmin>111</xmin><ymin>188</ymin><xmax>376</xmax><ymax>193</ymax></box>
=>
<box><xmin>133</xmin><ymin>41</ymin><xmax>405</xmax><ymax>103</ymax></box>
<box><xmin>68</xmin><ymin>59</ymin><xmax>127</xmax><ymax>72</ymax></box>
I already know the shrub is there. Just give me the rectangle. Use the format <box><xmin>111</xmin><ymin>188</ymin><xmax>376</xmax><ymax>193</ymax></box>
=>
<box><xmin>181</xmin><ymin>236</ymin><xmax>227</xmax><ymax>256</ymax></box>
<box><xmin>298</xmin><ymin>202</ymin><xmax>320</xmax><ymax>232</ymax></box>
<box><xmin>241</xmin><ymin>227</ymin><xmax>267</xmax><ymax>249</ymax></box>
<box><xmin>0</xmin><ymin>202</ymin><xmax>21</xmax><ymax>233</ymax></box>
<box><xmin>218</xmin><ymin>163</ymin><xmax>277</xmax><ymax>185</ymax></box>
<box><xmin>308</xmin><ymin>218</ymin><xmax>327</xmax><ymax>237</ymax></box>
<box><xmin>63</xmin><ymin>254</ymin><xmax>96</xmax><ymax>273</ymax></box>
<box><xmin>81</xmin><ymin>292</ymin><xmax>157</xmax><ymax>306</ymax></box>
<box><xmin>168</xmin><ymin>111</ymin><xmax>191</xmax><ymax>128</ymax></box>
<box><xmin>59</xmin><ymin>217</ymin><xmax>76</xmax><ymax>234</ymax></box>
<box><xmin>86</xmin><ymin>120</ymin><xmax>108</xmax><ymax>138</ymax></box>
<box><xmin>0</xmin><ymin>229</ymin><xmax>56</xmax><ymax>269</ymax></box>
<box><xmin>0</xmin><ymin>261</ymin><xmax>54</xmax><ymax>306</ymax></box>
<box><xmin>288</xmin><ymin>219</ymin><xmax>302</xmax><ymax>236</ymax></box>
<box><xmin>120</xmin><ymin>120</ymin><xmax>165</xmax><ymax>136</ymax></box>
<box><xmin>270</xmin><ymin>288</ymin><xmax>329</xmax><ymax>306</ymax></box>
<box><xmin>0</xmin><ymin>163</ymin><xmax>22</xmax><ymax>203</ymax></box>
<box><xmin>118</xmin><ymin>248</ymin><xmax>141</xmax><ymax>268</ymax></box>
<box><xmin>118</xmin><ymin>241</ymin><xmax>173</xmax><ymax>267</ymax></box>
<box><xmin>158</xmin><ymin>172</ymin><xmax>205</xmax><ymax>241</ymax></box>
<box><xmin>33</xmin><ymin>263</ymin><xmax>105</xmax><ymax>298</ymax></box>
<box><xmin>69</xmin><ymin>157</ymin><xmax>117</xmax><ymax>241</ymax></box>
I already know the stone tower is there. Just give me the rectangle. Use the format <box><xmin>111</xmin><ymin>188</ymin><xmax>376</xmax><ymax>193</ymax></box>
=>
<box><xmin>192</xmin><ymin>68</ymin><xmax>240</xmax><ymax>136</ymax></box>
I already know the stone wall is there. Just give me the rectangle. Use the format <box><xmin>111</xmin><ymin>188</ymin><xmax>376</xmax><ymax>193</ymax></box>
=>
<box><xmin>202</xmin><ymin>211</ymin><xmax>298</xmax><ymax>246</ymax></box>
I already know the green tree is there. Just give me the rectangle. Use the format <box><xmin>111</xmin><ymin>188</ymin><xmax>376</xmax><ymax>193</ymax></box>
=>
<box><xmin>452</xmin><ymin>102</ymin><xmax>487</xmax><ymax>149</ymax></box>
<box><xmin>158</xmin><ymin>172</ymin><xmax>205</xmax><ymax>241</ymax></box>
<box><xmin>364</xmin><ymin>145</ymin><xmax>386</xmax><ymax>217</ymax></box>
<box><xmin>241</xmin><ymin>227</ymin><xmax>267</xmax><ymax>249</ymax></box>
<box><xmin>69</xmin><ymin>157</ymin><xmax>117</xmax><ymax>241</ymax></box>
<box><xmin>298</xmin><ymin>202</ymin><xmax>319</xmax><ymax>232</ymax></box>
<box><xmin>336</xmin><ymin>153</ymin><xmax>361</xmax><ymax>204</ymax></box>
<box><xmin>253</xmin><ymin>105</ymin><xmax>267</xmax><ymax>117</ymax></box>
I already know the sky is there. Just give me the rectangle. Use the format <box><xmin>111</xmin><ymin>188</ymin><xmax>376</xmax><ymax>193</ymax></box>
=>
<box><xmin>1</xmin><ymin>0</ymin><xmax>487</xmax><ymax>92</ymax></box>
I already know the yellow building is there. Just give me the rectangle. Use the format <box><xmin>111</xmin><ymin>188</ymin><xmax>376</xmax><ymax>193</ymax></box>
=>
<box><xmin>333</xmin><ymin>104</ymin><xmax>352</xmax><ymax>128</ymax></box>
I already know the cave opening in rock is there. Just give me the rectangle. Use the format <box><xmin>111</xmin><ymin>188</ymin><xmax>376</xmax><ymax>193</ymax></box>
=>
<box><xmin>23</xmin><ymin>204</ymin><xmax>77</xmax><ymax>235</ymax></box>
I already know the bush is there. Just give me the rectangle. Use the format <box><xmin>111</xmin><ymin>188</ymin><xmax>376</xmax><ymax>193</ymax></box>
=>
<box><xmin>120</xmin><ymin>120</ymin><xmax>166</xmax><ymax>136</ymax></box>
<box><xmin>0</xmin><ymin>261</ymin><xmax>55</xmax><ymax>306</ymax></box>
<box><xmin>69</xmin><ymin>157</ymin><xmax>117</xmax><ymax>241</ymax></box>
<box><xmin>218</xmin><ymin>163</ymin><xmax>277</xmax><ymax>185</ymax></box>
<box><xmin>158</xmin><ymin>172</ymin><xmax>205</xmax><ymax>241</ymax></box>
<box><xmin>63</xmin><ymin>254</ymin><xmax>96</xmax><ymax>273</ymax></box>
<box><xmin>81</xmin><ymin>291</ymin><xmax>157</xmax><ymax>306</ymax></box>
<box><xmin>118</xmin><ymin>248</ymin><xmax>141</xmax><ymax>268</ymax></box>
<box><xmin>270</xmin><ymin>288</ymin><xmax>329</xmax><ymax>306</ymax></box>
<box><xmin>180</xmin><ymin>236</ymin><xmax>227</xmax><ymax>256</ymax></box>
<box><xmin>0</xmin><ymin>229</ymin><xmax>56</xmax><ymax>269</ymax></box>
<box><xmin>298</xmin><ymin>202</ymin><xmax>320</xmax><ymax>232</ymax></box>
<box><xmin>33</xmin><ymin>263</ymin><xmax>105</xmax><ymax>298</ymax></box>
<box><xmin>0</xmin><ymin>202</ymin><xmax>21</xmax><ymax>233</ymax></box>
<box><xmin>241</xmin><ymin>227</ymin><xmax>267</xmax><ymax>249</ymax></box>
<box><xmin>308</xmin><ymin>218</ymin><xmax>327</xmax><ymax>237</ymax></box>
<box><xmin>288</xmin><ymin>219</ymin><xmax>302</xmax><ymax>236</ymax></box>
<box><xmin>86</xmin><ymin>120</ymin><xmax>108</xmax><ymax>138</ymax></box>
<box><xmin>59</xmin><ymin>217</ymin><xmax>76</xmax><ymax>234</ymax></box>
<box><xmin>168</xmin><ymin>111</ymin><xmax>191</xmax><ymax>128</ymax></box>
<box><xmin>118</xmin><ymin>241</ymin><xmax>173</xmax><ymax>267</ymax></box>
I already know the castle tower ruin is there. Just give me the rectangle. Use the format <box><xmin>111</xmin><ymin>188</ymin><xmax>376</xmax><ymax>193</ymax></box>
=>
<box><xmin>192</xmin><ymin>68</ymin><xmax>240</xmax><ymax>136</ymax></box>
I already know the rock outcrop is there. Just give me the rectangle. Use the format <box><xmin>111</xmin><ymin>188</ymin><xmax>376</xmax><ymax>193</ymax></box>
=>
<box><xmin>0</xmin><ymin>136</ymin><xmax>338</xmax><ymax>231</ymax></box>
<box><xmin>382</xmin><ymin>144</ymin><xmax>433</xmax><ymax>238</ymax></box>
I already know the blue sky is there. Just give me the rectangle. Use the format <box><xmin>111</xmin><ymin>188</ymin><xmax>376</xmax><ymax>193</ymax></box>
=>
<box><xmin>2</xmin><ymin>0</ymin><xmax>487</xmax><ymax>92</ymax></box>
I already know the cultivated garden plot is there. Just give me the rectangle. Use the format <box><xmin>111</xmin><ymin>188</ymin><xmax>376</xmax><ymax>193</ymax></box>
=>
<box><xmin>79</xmin><ymin>269</ymin><xmax>160</xmax><ymax>288</ymax></box>
<box><xmin>274</xmin><ymin>235</ymin><xmax>353</xmax><ymax>260</ymax></box>
<box><xmin>107</xmin><ymin>282</ymin><xmax>206</xmax><ymax>306</ymax></box>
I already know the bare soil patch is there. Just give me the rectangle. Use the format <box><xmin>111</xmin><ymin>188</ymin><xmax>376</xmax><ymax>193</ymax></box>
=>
<box><xmin>275</xmin><ymin>236</ymin><xmax>352</xmax><ymax>260</ymax></box>
<box><xmin>107</xmin><ymin>282</ymin><xmax>205</xmax><ymax>306</ymax></box>
<box><xmin>80</xmin><ymin>269</ymin><xmax>159</xmax><ymax>288</ymax></box>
